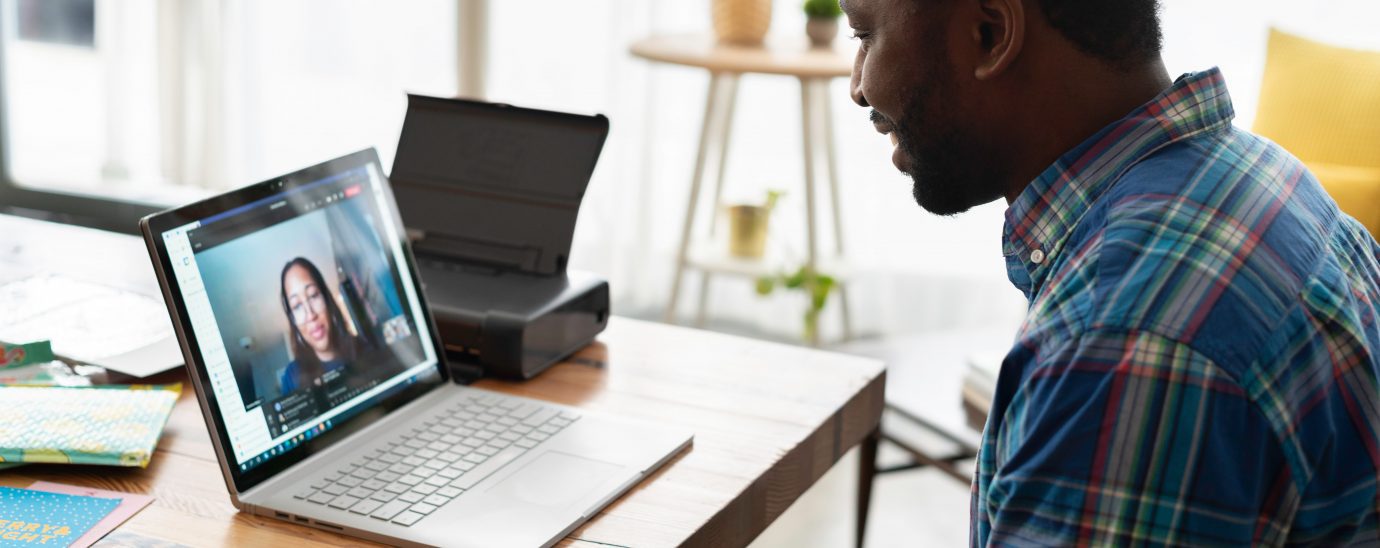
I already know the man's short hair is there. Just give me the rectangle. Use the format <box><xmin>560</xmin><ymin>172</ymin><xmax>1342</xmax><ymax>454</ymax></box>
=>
<box><xmin>1035</xmin><ymin>0</ymin><xmax>1163</xmax><ymax>70</ymax></box>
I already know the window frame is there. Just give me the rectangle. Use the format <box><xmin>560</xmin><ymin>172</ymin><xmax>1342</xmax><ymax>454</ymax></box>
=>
<box><xmin>0</xmin><ymin>0</ymin><xmax>160</xmax><ymax>234</ymax></box>
<box><xmin>0</xmin><ymin>0</ymin><xmax>487</xmax><ymax>235</ymax></box>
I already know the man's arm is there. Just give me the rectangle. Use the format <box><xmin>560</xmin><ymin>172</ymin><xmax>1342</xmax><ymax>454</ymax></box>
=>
<box><xmin>980</xmin><ymin>328</ymin><xmax>1295</xmax><ymax>546</ymax></box>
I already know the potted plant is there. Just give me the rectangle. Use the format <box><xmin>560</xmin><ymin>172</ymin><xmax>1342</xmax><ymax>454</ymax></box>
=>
<box><xmin>755</xmin><ymin>265</ymin><xmax>836</xmax><ymax>343</ymax></box>
<box><xmin>712</xmin><ymin>0</ymin><xmax>773</xmax><ymax>46</ymax></box>
<box><xmin>803</xmin><ymin>0</ymin><xmax>843</xmax><ymax>48</ymax></box>
<box><xmin>726</xmin><ymin>189</ymin><xmax>783</xmax><ymax>259</ymax></box>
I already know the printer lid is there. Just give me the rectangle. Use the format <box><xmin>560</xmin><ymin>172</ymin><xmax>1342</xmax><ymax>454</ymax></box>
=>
<box><xmin>390</xmin><ymin>95</ymin><xmax>609</xmax><ymax>276</ymax></box>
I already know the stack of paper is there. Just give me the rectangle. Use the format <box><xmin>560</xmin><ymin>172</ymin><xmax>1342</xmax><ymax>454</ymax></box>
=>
<box><xmin>0</xmin><ymin>385</ymin><xmax>180</xmax><ymax>468</ymax></box>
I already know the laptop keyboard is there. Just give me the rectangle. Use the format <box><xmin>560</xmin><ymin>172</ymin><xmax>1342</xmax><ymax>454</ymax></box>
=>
<box><xmin>293</xmin><ymin>392</ymin><xmax>579</xmax><ymax>526</ymax></box>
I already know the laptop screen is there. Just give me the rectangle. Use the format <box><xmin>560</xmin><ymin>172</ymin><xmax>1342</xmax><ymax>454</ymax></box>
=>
<box><xmin>156</xmin><ymin>153</ymin><xmax>441</xmax><ymax>478</ymax></box>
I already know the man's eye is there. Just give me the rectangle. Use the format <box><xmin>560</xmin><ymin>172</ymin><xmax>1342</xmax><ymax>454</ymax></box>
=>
<box><xmin>850</xmin><ymin>30</ymin><xmax>872</xmax><ymax>41</ymax></box>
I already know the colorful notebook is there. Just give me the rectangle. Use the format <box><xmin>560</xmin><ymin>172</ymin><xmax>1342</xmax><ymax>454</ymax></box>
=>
<box><xmin>0</xmin><ymin>385</ymin><xmax>180</xmax><ymax>468</ymax></box>
<box><xmin>0</xmin><ymin>486</ymin><xmax>119</xmax><ymax>548</ymax></box>
<box><xmin>26</xmin><ymin>483</ymin><xmax>154</xmax><ymax>548</ymax></box>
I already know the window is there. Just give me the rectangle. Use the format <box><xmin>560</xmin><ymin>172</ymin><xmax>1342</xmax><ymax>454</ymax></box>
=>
<box><xmin>0</xmin><ymin>0</ymin><xmax>459</xmax><ymax>232</ymax></box>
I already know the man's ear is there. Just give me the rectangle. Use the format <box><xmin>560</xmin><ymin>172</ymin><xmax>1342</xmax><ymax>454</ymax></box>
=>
<box><xmin>971</xmin><ymin>0</ymin><xmax>1025</xmax><ymax>80</ymax></box>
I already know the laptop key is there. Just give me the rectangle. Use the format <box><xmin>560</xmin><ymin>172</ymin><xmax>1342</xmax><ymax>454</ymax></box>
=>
<box><xmin>398</xmin><ymin>474</ymin><xmax>424</xmax><ymax>486</ymax></box>
<box><xmin>392</xmin><ymin>511</ymin><xmax>424</xmax><ymax>526</ymax></box>
<box><xmin>347</xmin><ymin>487</ymin><xmax>374</xmax><ymax>499</ymax></box>
<box><xmin>508</xmin><ymin>403</ymin><xmax>538</xmax><ymax>419</ymax></box>
<box><xmin>371</xmin><ymin>500</ymin><xmax>411</xmax><ymax>521</ymax></box>
<box><xmin>415</xmin><ymin>449</ymin><xmax>439</xmax><ymax>459</ymax></box>
<box><xmin>338</xmin><ymin>476</ymin><xmax>363</xmax><ymax>488</ymax></box>
<box><xmin>476</xmin><ymin>446</ymin><xmax>499</xmax><ymax>457</ymax></box>
<box><xmin>516</xmin><ymin>439</ymin><xmax>538</xmax><ymax>449</ymax></box>
<box><xmin>424</xmin><ymin>475</ymin><xmax>449</xmax><ymax>487</ymax></box>
<box><xmin>365</xmin><ymin>460</ymin><xmax>389</xmax><ymax>472</ymax></box>
<box><xmin>375</xmin><ymin>471</ymin><xmax>401</xmax><ymax>483</ymax></box>
<box><xmin>370</xmin><ymin>490</ymin><xmax>398</xmax><ymax>502</ymax></box>
<box><xmin>411</xmin><ymin>502</ymin><xmax>438</xmax><ymax>515</ymax></box>
<box><xmin>362</xmin><ymin>479</ymin><xmax>387</xmax><ymax>491</ymax></box>
<box><xmin>438</xmin><ymin>468</ymin><xmax>461</xmax><ymax>479</ymax></box>
<box><xmin>294</xmin><ymin>488</ymin><xmax>316</xmax><ymax>499</ymax></box>
<box><xmin>522</xmin><ymin>408</ymin><xmax>558</xmax><ymax>427</ymax></box>
<box><xmin>412</xmin><ymin>484</ymin><xmax>438</xmax><ymax>495</ymax></box>
<box><xmin>328</xmin><ymin>495</ymin><xmax>361</xmax><ymax>509</ymax></box>
<box><xmin>453</xmin><ymin>446</ymin><xmax>525</xmax><ymax>490</ymax></box>
<box><xmin>388</xmin><ymin>463</ymin><xmax>412</xmax><ymax>474</ymax></box>
<box><xmin>384</xmin><ymin>482</ymin><xmax>410</xmax><ymax>494</ymax></box>
<box><xmin>398</xmin><ymin>491</ymin><xmax>424</xmax><ymax>504</ymax></box>
<box><xmin>307</xmin><ymin>491</ymin><xmax>335</xmax><ymax>505</ymax></box>
<box><xmin>437</xmin><ymin>486</ymin><xmax>463</xmax><ymax>499</ymax></box>
<box><xmin>349</xmin><ymin>498</ymin><xmax>383</xmax><ymax>515</ymax></box>
<box><xmin>322</xmin><ymin>484</ymin><xmax>347</xmax><ymax>496</ymax></box>
<box><xmin>423</xmin><ymin>494</ymin><xmax>449</xmax><ymax>507</ymax></box>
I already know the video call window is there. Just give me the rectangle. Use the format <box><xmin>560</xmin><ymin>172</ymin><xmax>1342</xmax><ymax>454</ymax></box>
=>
<box><xmin>189</xmin><ymin>169</ymin><xmax>425</xmax><ymax>437</ymax></box>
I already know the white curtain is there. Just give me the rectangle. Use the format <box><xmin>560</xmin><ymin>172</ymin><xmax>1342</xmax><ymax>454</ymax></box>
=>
<box><xmin>30</xmin><ymin>0</ymin><xmax>1371</xmax><ymax>344</ymax></box>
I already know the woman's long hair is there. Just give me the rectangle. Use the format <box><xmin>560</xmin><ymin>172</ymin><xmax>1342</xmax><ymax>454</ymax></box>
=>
<box><xmin>279</xmin><ymin>257</ymin><xmax>357</xmax><ymax>381</ymax></box>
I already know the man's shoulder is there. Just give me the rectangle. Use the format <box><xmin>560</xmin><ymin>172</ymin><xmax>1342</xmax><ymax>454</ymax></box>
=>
<box><xmin>1079</xmin><ymin>127</ymin><xmax>1335</xmax><ymax>363</ymax></box>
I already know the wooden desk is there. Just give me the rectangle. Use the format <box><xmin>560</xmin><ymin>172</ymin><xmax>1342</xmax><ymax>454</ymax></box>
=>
<box><xmin>0</xmin><ymin>318</ymin><xmax>885</xmax><ymax>547</ymax></box>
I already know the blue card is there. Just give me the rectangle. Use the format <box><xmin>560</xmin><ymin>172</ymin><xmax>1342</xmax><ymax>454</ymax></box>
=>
<box><xmin>0</xmin><ymin>487</ymin><xmax>119</xmax><ymax>548</ymax></box>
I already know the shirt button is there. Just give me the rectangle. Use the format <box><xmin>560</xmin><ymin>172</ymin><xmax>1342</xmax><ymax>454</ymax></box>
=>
<box><xmin>1030</xmin><ymin>249</ymin><xmax>1046</xmax><ymax>264</ymax></box>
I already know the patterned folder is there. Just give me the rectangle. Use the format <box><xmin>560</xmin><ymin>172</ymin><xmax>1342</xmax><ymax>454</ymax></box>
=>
<box><xmin>0</xmin><ymin>385</ymin><xmax>180</xmax><ymax>468</ymax></box>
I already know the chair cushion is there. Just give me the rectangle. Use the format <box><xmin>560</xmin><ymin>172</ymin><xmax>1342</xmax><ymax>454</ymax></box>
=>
<box><xmin>1308</xmin><ymin>162</ymin><xmax>1380</xmax><ymax>238</ymax></box>
<box><xmin>1253</xmin><ymin>28</ymin><xmax>1380</xmax><ymax>168</ymax></box>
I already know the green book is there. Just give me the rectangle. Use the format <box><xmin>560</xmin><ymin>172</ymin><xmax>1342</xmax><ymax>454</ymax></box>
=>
<box><xmin>0</xmin><ymin>385</ymin><xmax>180</xmax><ymax>468</ymax></box>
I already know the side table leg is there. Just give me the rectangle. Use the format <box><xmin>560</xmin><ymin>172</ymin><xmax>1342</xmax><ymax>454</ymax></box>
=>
<box><xmin>800</xmin><ymin>78</ymin><xmax>821</xmax><ymax>346</ymax></box>
<box><xmin>816</xmin><ymin>78</ymin><xmax>854</xmax><ymax>341</ymax></box>
<box><xmin>696</xmin><ymin>74</ymin><xmax>741</xmax><ymax>328</ymax></box>
<box><xmin>667</xmin><ymin>72</ymin><xmax>728</xmax><ymax>324</ymax></box>
<box><xmin>857</xmin><ymin>426</ymin><xmax>881</xmax><ymax>548</ymax></box>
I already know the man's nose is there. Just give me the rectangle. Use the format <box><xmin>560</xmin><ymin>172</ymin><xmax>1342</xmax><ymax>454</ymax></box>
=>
<box><xmin>849</xmin><ymin>53</ymin><xmax>868</xmax><ymax>107</ymax></box>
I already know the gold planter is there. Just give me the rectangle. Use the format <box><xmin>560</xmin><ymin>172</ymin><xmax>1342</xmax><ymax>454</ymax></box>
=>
<box><xmin>727</xmin><ymin>204</ymin><xmax>771</xmax><ymax>258</ymax></box>
<box><xmin>712</xmin><ymin>0</ymin><xmax>772</xmax><ymax>46</ymax></box>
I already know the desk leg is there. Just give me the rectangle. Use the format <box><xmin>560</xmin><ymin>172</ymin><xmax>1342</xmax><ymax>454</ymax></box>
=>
<box><xmin>857</xmin><ymin>426</ymin><xmax>881</xmax><ymax>548</ymax></box>
<box><xmin>696</xmin><ymin>74</ymin><xmax>741</xmax><ymax>328</ymax></box>
<box><xmin>668</xmin><ymin>72</ymin><xmax>732</xmax><ymax>324</ymax></box>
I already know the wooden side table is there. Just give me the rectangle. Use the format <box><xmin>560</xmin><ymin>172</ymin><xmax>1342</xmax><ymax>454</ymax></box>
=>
<box><xmin>630</xmin><ymin>34</ymin><xmax>856</xmax><ymax>345</ymax></box>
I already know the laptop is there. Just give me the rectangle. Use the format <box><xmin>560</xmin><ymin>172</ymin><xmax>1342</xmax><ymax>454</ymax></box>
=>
<box><xmin>139</xmin><ymin>149</ymin><xmax>692</xmax><ymax>547</ymax></box>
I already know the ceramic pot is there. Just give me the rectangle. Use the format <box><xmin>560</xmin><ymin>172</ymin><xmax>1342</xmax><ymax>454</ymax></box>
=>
<box><xmin>712</xmin><ymin>0</ymin><xmax>772</xmax><ymax>46</ymax></box>
<box><xmin>806</xmin><ymin>17</ymin><xmax>839</xmax><ymax>48</ymax></box>
<box><xmin>727</xmin><ymin>204</ymin><xmax>770</xmax><ymax>258</ymax></box>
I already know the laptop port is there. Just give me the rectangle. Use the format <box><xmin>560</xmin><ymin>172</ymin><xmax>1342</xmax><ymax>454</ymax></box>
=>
<box><xmin>313</xmin><ymin>521</ymin><xmax>344</xmax><ymax>531</ymax></box>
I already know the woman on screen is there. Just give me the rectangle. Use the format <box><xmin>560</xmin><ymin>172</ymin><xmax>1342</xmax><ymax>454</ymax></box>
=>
<box><xmin>278</xmin><ymin>257</ymin><xmax>358</xmax><ymax>393</ymax></box>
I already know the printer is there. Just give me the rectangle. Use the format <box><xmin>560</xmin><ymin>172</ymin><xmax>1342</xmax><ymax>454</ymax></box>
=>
<box><xmin>390</xmin><ymin>95</ymin><xmax>611</xmax><ymax>380</ymax></box>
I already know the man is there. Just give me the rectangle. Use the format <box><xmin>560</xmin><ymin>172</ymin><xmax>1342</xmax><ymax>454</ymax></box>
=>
<box><xmin>840</xmin><ymin>0</ymin><xmax>1380</xmax><ymax>544</ymax></box>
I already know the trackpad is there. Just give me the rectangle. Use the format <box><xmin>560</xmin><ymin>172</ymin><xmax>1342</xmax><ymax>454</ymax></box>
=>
<box><xmin>485</xmin><ymin>451</ymin><xmax>622</xmax><ymax>510</ymax></box>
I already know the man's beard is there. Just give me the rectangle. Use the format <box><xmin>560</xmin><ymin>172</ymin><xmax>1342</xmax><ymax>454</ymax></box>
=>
<box><xmin>885</xmin><ymin>68</ymin><xmax>1006</xmax><ymax>216</ymax></box>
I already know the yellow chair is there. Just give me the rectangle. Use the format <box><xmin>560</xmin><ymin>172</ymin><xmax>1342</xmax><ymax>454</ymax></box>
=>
<box><xmin>1252</xmin><ymin>28</ymin><xmax>1380</xmax><ymax>237</ymax></box>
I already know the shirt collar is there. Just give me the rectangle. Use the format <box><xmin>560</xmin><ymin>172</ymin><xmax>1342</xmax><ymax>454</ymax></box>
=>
<box><xmin>1001</xmin><ymin>68</ymin><xmax>1236</xmax><ymax>299</ymax></box>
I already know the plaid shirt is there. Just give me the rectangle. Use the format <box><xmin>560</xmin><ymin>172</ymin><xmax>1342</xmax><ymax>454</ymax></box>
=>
<box><xmin>972</xmin><ymin>69</ymin><xmax>1380</xmax><ymax>546</ymax></box>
